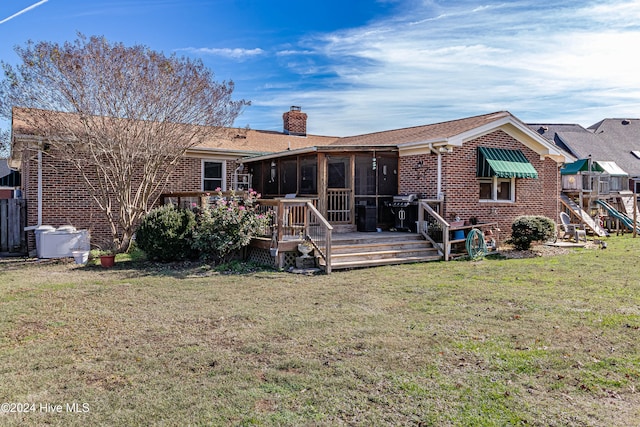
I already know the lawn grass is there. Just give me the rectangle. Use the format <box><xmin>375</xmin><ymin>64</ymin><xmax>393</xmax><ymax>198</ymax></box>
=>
<box><xmin>0</xmin><ymin>236</ymin><xmax>639</xmax><ymax>426</ymax></box>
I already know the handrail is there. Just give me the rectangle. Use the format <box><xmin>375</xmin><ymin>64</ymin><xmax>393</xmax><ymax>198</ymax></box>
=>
<box><xmin>258</xmin><ymin>197</ymin><xmax>333</xmax><ymax>273</ymax></box>
<box><xmin>305</xmin><ymin>201</ymin><xmax>333</xmax><ymax>274</ymax></box>
<box><xmin>417</xmin><ymin>200</ymin><xmax>450</xmax><ymax>261</ymax></box>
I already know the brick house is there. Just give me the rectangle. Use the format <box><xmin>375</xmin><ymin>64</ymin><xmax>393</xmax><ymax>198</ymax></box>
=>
<box><xmin>9</xmin><ymin>107</ymin><xmax>570</xmax><ymax>253</ymax></box>
<box><xmin>244</xmin><ymin>110</ymin><xmax>570</xmax><ymax>236</ymax></box>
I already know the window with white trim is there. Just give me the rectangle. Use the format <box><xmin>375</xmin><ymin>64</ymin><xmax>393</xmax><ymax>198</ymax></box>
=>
<box><xmin>202</xmin><ymin>160</ymin><xmax>226</xmax><ymax>191</ymax></box>
<box><xmin>479</xmin><ymin>177</ymin><xmax>515</xmax><ymax>202</ymax></box>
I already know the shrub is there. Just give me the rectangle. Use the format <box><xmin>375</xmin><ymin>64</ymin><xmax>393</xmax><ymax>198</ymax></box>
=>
<box><xmin>191</xmin><ymin>189</ymin><xmax>270</xmax><ymax>264</ymax></box>
<box><xmin>135</xmin><ymin>205</ymin><xmax>197</xmax><ymax>261</ymax></box>
<box><xmin>507</xmin><ymin>215</ymin><xmax>556</xmax><ymax>250</ymax></box>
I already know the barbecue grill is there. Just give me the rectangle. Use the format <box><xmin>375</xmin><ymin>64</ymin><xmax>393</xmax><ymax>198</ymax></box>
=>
<box><xmin>386</xmin><ymin>194</ymin><xmax>419</xmax><ymax>232</ymax></box>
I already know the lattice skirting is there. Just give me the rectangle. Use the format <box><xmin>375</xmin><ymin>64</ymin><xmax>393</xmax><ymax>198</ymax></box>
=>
<box><xmin>246</xmin><ymin>247</ymin><xmax>298</xmax><ymax>269</ymax></box>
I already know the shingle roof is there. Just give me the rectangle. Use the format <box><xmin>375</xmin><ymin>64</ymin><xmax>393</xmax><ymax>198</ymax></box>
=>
<box><xmin>527</xmin><ymin>123</ymin><xmax>591</xmax><ymax>153</ymax></box>
<box><xmin>194</xmin><ymin>128</ymin><xmax>337</xmax><ymax>153</ymax></box>
<box><xmin>11</xmin><ymin>107</ymin><xmax>337</xmax><ymax>156</ymax></box>
<box><xmin>529</xmin><ymin>119</ymin><xmax>640</xmax><ymax>177</ymax></box>
<box><xmin>333</xmin><ymin>111</ymin><xmax>511</xmax><ymax>146</ymax></box>
<box><xmin>12</xmin><ymin>107</ymin><xmax>566</xmax><ymax>166</ymax></box>
<box><xmin>587</xmin><ymin>118</ymin><xmax>640</xmax><ymax>177</ymax></box>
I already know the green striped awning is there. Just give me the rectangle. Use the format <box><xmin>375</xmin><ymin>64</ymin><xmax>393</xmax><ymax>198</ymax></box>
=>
<box><xmin>477</xmin><ymin>147</ymin><xmax>538</xmax><ymax>179</ymax></box>
<box><xmin>560</xmin><ymin>158</ymin><xmax>607</xmax><ymax>175</ymax></box>
<box><xmin>561</xmin><ymin>159</ymin><xmax>591</xmax><ymax>175</ymax></box>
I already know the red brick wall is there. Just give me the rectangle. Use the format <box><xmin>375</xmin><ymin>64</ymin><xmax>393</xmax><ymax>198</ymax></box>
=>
<box><xmin>165</xmin><ymin>157</ymin><xmax>201</xmax><ymax>193</ymax></box>
<box><xmin>22</xmin><ymin>149</ymin><xmax>234</xmax><ymax>249</ymax></box>
<box><xmin>165</xmin><ymin>157</ymin><xmax>240</xmax><ymax>193</ymax></box>
<box><xmin>399</xmin><ymin>130</ymin><xmax>561</xmax><ymax>241</ymax></box>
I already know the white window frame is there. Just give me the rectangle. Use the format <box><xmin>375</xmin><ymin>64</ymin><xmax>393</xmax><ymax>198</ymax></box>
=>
<box><xmin>479</xmin><ymin>176</ymin><xmax>515</xmax><ymax>202</ymax></box>
<box><xmin>202</xmin><ymin>159</ymin><xmax>226</xmax><ymax>192</ymax></box>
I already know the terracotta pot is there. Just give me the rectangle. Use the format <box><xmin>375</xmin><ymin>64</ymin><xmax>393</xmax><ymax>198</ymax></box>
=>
<box><xmin>100</xmin><ymin>254</ymin><xmax>116</xmax><ymax>268</ymax></box>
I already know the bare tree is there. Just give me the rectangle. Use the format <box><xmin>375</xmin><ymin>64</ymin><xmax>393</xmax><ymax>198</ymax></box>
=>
<box><xmin>0</xmin><ymin>34</ymin><xmax>248</xmax><ymax>252</ymax></box>
<box><xmin>0</xmin><ymin>128</ymin><xmax>9</xmax><ymax>158</ymax></box>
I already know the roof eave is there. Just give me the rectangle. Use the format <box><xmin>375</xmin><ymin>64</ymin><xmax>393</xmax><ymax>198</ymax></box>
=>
<box><xmin>8</xmin><ymin>133</ymin><xmax>47</xmax><ymax>170</ymax></box>
<box><xmin>240</xmin><ymin>147</ymin><xmax>318</xmax><ymax>163</ymax></box>
<box><xmin>185</xmin><ymin>146</ymin><xmax>268</xmax><ymax>159</ymax></box>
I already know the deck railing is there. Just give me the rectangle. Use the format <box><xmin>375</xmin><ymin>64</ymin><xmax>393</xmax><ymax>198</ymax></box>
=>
<box><xmin>256</xmin><ymin>198</ymin><xmax>333</xmax><ymax>273</ymax></box>
<box><xmin>417</xmin><ymin>200</ymin><xmax>450</xmax><ymax>260</ymax></box>
<box><xmin>562</xmin><ymin>173</ymin><xmax>628</xmax><ymax>194</ymax></box>
<box><xmin>160</xmin><ymin>192</ymin><xmax>333</xmax><ymax>270</ymax></box>
<box><xmin>305</xmin><ymin>202</ymin><xmax>333</xmax><ymax>273</ymax></box>
<box><xmin>327</xmin><ymin>189</ymin><xmax>351</xmax><ymax>223</ymax></box>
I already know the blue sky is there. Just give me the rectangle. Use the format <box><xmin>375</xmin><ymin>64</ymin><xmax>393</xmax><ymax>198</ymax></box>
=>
<box><xmin>1</xmin><ymin>0</ymin><xmax>640</xmax><ymax>136</ymax></box>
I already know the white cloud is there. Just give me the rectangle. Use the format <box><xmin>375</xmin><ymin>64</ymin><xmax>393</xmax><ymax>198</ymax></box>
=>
<box><xmin>248</xmin><ymin>0</ymin><xmax>640</xmax><ymax>135</ymax></box>
<box><xmin>177</xmin><ymin>47</ymin><xmax>264</xmax><ymax>59</ymax></box>
<box><xmin>276</xmin><ymin>49</ymin><xmax>314</xmax><ymax>56</ymax></box>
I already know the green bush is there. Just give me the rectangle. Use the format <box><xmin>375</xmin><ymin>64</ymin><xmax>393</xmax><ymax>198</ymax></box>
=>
<box><xmin>135</xmin><ymin>205</ymin><xmax>197</xmax><ymax>261</ymax></box>
<box><xmin>191</xmin><ymin>189</ymin><xmax>270</xmax><ymax>264</ymax></box>
<box><xmin>507</xmin><ymin>215</ymin><xmax>556</xmax><ymax>250</ymax></box>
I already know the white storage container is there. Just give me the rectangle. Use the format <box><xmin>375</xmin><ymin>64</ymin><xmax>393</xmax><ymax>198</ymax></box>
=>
<box><xmin>36</xmin><ymin>227</ymin><xmax>90</xmax><ymax>258</ymax></box>
<box><xmin>34</xmin><ymin>225</ymin><xmax>56</xmax><ymax>258</ymax></box>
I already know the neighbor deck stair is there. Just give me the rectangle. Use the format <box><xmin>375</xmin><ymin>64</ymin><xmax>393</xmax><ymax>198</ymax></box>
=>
<box><xmin>317</xmin><ymin>232</ymin><xmax>442</xmax><ymax>270</ymax></box>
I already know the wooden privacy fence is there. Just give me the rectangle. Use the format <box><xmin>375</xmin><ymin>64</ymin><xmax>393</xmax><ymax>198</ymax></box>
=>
<box><xmin>0</xmin><ymin>199</ymin><xmax>27</xmax><ymax>254</ymax></box>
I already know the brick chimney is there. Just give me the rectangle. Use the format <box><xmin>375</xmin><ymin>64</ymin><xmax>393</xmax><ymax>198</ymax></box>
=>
<box><xmin>283</xmin><ymin>106</ymin><xmax>307</xmax><ymax>136</ymax></box>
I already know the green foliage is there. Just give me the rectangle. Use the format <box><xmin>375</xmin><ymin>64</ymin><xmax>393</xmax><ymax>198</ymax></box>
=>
<box><xmin>191</xmin><ymin>189</ymin><xmax>270</xmax><ymax>264</ymax></box>
<box><xmin>135</xmin><ymin>204</ymin><xmax>196</xmax><ymax>261</ymax></box>
<box><xmin>507</xmin><ymin>215</ymin><xmax>556</xmax><ymax>250</ymax></box>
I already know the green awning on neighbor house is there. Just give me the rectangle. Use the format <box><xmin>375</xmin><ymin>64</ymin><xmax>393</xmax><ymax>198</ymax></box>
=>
<box><xmin>477</xmin><ymin>147</ymin><xmax>538</xmax><ymax>179</ymax></box>
<box><xmin>560</xmin><ymin>159</ymin><xmax>604</xmax><ymax>175</ymax></box>
<box><xmin>559</xmin><ymin>159</ymin><xmax>627</xmax><ymax>176</ymax></box>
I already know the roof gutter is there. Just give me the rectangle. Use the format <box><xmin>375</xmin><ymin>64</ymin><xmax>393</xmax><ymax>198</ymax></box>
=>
<box><xmin>239</xmin><ymin>147</ymin><xmax>318</xmax><ymax>163</ymax></box>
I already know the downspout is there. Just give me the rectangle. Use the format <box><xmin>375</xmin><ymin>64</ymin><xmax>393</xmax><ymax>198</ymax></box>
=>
<box><xmin>437</xmin><ymin>150</ymin><xmax>443</xmax><ymax>200</ymax></box>
<box><xmin>37</xmin><ymin>149</ymin><xmax>43</xmax><ymax>226</ymax></box>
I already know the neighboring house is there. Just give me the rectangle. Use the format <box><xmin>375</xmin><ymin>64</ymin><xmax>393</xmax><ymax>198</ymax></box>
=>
<box><xmin>530</xmin><ymin>120</ymin><xmax>640</xmax><ymax>234</ymax></box>
<box><xmin>10</xmin><ymin>107</ymin><xmax>569</xmax><ymax>254</ymax></box>
<box><xmin>0</xmin><ymin>158</ymin><xmax>26</xmax><ymax>254</ymax></box>
<box><xmin>531</xmin><ymin>119</ymin><xmax>640</xmax><ymax>192</ymax></box>
<box><xmin>0</xmin><ymin>158</ymin><xmax>21</xmax><ymax>199</ymax></box>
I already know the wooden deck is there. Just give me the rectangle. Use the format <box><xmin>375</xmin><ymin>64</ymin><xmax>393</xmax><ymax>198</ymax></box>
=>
<box><xmin>251</xmin><ymin>231</ymin><xmax>443</xmax><ymax>271</ymax></box>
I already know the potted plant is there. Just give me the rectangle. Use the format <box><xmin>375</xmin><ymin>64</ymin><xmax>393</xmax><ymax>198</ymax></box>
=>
<box><xmin>91</xmin><ymin>245</ymin><xmax>117</xmax><ymax>268</ymax></box>
<box><xmin>100</xmin><ymin>252</ymin><xmax>116</xmax><ymax>268</ymax></box>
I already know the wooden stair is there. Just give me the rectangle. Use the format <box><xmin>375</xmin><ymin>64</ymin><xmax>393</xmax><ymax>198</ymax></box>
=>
<box><xmin>317</xmin><ymin>232</ymin><xmax>442</xmax><ymax>270</ymax></box>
